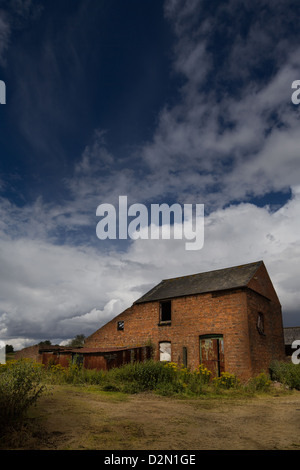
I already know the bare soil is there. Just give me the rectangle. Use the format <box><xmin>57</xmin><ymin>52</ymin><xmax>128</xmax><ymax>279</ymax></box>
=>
<box><xmin>2</xmin><ymin>385</ymin><xmax>300</xmax><ymax>450</ymax></box>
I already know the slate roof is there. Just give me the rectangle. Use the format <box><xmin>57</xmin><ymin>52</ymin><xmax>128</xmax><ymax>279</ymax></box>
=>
<box><xmin>283</xmin><ymin>327</ymin><xmax>300</xmax><ymax>345</ymax></box>
<box><xmin>134</xmin><ymin>260</ymin><xmax>264</xmax><ymax>304</ymax></box>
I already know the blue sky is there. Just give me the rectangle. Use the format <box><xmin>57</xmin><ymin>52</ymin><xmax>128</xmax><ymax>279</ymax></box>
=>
<box><xmin>0</xmin><ymin>0</ymin><xmax>300</xmax><ymax>349</ymax></box>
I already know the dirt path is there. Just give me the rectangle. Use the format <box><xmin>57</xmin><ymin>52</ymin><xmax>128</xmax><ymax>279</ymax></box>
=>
<box><xmin>6</xmin><ymin>386</ymin><xmax>300</xmax><ymax>450</ymax></box>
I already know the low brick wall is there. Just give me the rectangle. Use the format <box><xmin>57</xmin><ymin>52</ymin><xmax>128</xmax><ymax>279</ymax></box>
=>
<box><xmin>14</xmin><ymin>344</ymin><xmax>41</xmax><ymax>362</ymax></box>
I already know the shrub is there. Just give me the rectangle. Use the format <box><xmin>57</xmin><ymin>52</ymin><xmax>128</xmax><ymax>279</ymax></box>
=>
<box><xmin>0</xmin><ymin>360</ymin><xmax>46</xmax><ymax>433</ymax></box>
<box><xmin>155</xmin><ymin>380</ymin><xmax>186</xmax><ymax>396</ymax></box>
<box><xmin>194</xmin><ymin>364</ymin><xmax>212</xmax><ymax>384</ymax></box>
<box><xmin>106</xmin><ymin>360</ymin><xmax>175</xmax><ymax>392</ymax></box>
<box><xmin>212</xmin><ymin>372</ymin><xmax>239</xmax><ymax>389</ymax></box>
<box><xmin>269</xmin><ymin>360</ymin><xmax>300</xmax><ymax>390</ymax></box>
<box><xmin>246</xmin><ymin>372</ymin><xmax>272</xmax><ymax>392</ymax></box>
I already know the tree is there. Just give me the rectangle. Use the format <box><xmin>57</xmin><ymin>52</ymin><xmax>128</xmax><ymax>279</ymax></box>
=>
<box><xmin>5</xmin><ymin>345</ymin><xmax>14</xmax><ymax>353</ymax></box>
<box><xmin>68</xmin><ymin>334</ymin><xmax>85</xmax><ymax>348</ymax></box>
<box><xmin>38</xmin><ymin>340</ymin><xmax>52</xmax><ymax>347</ymax></box>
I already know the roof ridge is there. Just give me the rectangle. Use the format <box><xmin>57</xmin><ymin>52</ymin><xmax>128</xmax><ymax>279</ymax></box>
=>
<box><xmin>134</xmin><ymin>260</ymin><xmax>265</xmax><ymax>304</ymax></box>
<box><xmin>161</xmin><ymin>260</ymin><xmax>263</xmax><ymax>282</ymax></box>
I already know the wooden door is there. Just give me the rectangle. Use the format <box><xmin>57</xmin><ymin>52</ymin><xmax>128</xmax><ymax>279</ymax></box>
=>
<box><xmin>200</xmin><ymin>335</ymin><xmax>224</xmax><ymax>377</ymax></box>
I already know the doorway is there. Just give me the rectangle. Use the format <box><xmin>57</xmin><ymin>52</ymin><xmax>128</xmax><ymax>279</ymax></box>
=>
<box><xmin>199</xmin><ymin>334</ymin><xmax>224</xmax><ymax>377</ymax></box>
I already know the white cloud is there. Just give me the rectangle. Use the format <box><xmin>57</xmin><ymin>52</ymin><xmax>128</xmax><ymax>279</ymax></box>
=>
<box><xmin>1</xmin><ymin>187</ymin><xmax>299</xmax><ymax>350</ymax></box>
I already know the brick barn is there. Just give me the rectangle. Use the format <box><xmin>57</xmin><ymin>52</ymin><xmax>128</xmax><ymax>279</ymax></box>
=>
<box><xmin>85</xmin><ymin>261</ymin><xmax>285</xmax><ymax>380</ymax></box>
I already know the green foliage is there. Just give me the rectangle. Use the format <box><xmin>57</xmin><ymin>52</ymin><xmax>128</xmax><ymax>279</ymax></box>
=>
<box><xmin>212</xmin><ymin>372</ymin><xmax>239</xmax><ymax>389</ymax></box>
<box><xmin>246</xmin><ymin>372</ymin><xmax>272</xmax><ymax>392</ymax></box>
<box><xmin>41</xmin><ymin>357</ymin><xmax>300</xmax><ymax>397</ymax></box>
<box><xmin>67</xmin><ymin>334</ymin><xmax>85</xmax><ymax>348</ymax></box>
<box><xmin>38</xmin><ymin>340</ymin><xmax>52</xmax><ymax>347</ymax></box>
<box><xmin>269</xmin><ymin>360</ymin><xmax>300</xmax><ymax>390</ymax></box>
<box><xmin>0</xmin><ymin>360</ymin><xmax>46</xmax><ymax>434</ymax></box>
<box><xmin>105</xmin><ymin>360</ymin><xmax>176</xmax><ymax>393</ymax></box>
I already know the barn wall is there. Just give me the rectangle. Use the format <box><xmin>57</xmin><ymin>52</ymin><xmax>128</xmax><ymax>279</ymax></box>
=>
<box><xmin>15</xmin><ymin>345</ymin><xmax>41</xmax><ymax>362</ymax></box>
<box><xmin>85</xmin><ymin>272</ymin><xmax>284</xmax><ymax>380</ymax></box>
<box><xmin>85</xmin><ymin>289</ymin><xmax>256</xmax><ymax>379</ymax></box>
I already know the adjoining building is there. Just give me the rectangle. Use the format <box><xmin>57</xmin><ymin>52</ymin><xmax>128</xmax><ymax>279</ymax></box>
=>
<box><xmin>15</xmin><ymin>344</ymin><xmax>151</xmax><ymax>370</ymax></box>
<box><xmin>283</xmin><ymin>326</ymin><xmax>300</xmax><ymax>357</ymax></box>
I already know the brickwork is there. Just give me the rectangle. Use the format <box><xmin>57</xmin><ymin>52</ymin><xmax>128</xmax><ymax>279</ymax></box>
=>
<box><xmin>14</xmin><ymin>345</ymin><xmax>41</xmax><ymax>362</ymax></box>
<box><xmin>85</xmin><ymin>263</ymin><xmax>285</xmax><ymax>380</ymax></box>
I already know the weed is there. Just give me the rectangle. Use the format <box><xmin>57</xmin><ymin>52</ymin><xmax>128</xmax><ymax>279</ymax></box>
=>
<box><xmin>0</xmin><ymin>359</ymin><xmax>46</xmax><ymax>434</ymax></box>
<box><xmin>269</xmin><ymin>360</ymin><xmax>300</xmax><ymax>390</ymax></box>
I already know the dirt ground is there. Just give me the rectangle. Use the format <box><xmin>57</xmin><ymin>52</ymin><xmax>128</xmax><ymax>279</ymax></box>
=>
<box><xmin>3</xmin><ymin>385</ymin><xmax>300</xmax><ymax>450</ymax></box>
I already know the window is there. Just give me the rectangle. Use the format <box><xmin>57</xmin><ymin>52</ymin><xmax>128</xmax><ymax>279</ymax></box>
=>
<box><xmin>160</xmin><ymin>300</ymin><xmax>171</xmax><ymax>323</ymax></box>
<box><xmin>117</xmin><ymin>320</ymin><xmax>124</xmax><ymax>331</ymax></box>
<box><xmin>159</xmin><ymin>341</ymin><xmax>171</xmax><ymax>362</ymax></box>
<box><xmin>257</xmin><ymin>313</ymin><xmax>265</xmax><ymax>335</ymax></box>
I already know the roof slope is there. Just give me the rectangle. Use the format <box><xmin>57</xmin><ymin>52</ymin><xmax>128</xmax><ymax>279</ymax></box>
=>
<box><xmin>283</xmin><ymin>327</ymin><xmax>300</xmax><ymax>345</ymax></box>
<box><xmin>134</xmin><ymin>261</ymin><xmax>263</xmax><ymax>304</ymax></box>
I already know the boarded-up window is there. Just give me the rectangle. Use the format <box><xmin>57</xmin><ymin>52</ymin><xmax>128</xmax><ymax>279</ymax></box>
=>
<box><xmin>159</xmin><ymin>341</ymin><xmax>171</xmax><ymax>362</ymax></box>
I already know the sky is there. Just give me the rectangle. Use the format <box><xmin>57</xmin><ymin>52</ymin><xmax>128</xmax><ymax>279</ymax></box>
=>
<box><xmin>0</xmin><ymin>0</ymin><xmax>300</xmax><ymax>350</ymax></box>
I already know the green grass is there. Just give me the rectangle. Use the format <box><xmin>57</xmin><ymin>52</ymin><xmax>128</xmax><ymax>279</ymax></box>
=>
<box><xmin>72</xmin><ymin>384</ymin><xmax>129</xmax><ymax>402</ymax></box>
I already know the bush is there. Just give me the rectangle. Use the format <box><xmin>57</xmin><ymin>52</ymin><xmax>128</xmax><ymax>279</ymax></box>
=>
<box><xmin>106</xmin><ymin>360</ymin><xmax>176</xmax><ymax>393</ymax></box>
<box><xmin>246</xmin><ymin>372</ymin><xmax>272</xmax><ymax>392</ymax></box>
<box><xmin>107</xmin><ymin>361</ymin><xmax>214</xmax><ymax>396</ymax></box>
<box><xmin>212</xmin><ymin>372</ymin><xmax>239</xmax><ymax>389</ymax></box>
<box><xmin>0</xmin><ymin>360</ymin><xmax>46</xmax><ymax>433</ymax></box>
<box><xmin>43</xmin><ymin>357</ymin><xmax>295</xmax><ymax>397</ymax></box>
<box><xmin>269</xmin><ymin>360</ymin><xmax>300</xmax><ymax>390</ymax></box>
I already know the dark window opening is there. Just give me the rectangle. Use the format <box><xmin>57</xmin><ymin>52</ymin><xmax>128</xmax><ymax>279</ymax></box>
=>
<box><xmin>257</xmin><ymin>313</ymin><xmax>265</xmax><ymax>335</ymax></box>
<box><xmin>160</xmin><ymin>300</ymin><xmax>171</xmax><ymax>323</ymax></box>
<box><xmin>117</xmin><ymin>320</ymin><xmax>124</xmax><ymax>331</ymax></box>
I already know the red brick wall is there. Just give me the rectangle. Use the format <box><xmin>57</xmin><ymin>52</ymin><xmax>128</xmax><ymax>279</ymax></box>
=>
<box><xmin>86</xmin><ymin>266</ymin><xmax>285</xmax><ymax>379</ymax></box>
<box><xmin>247</xmin><ymin>263</ymin><xmax>285</xmax><ymax>375</ymax></box>
<box><xmin>14</xmin><ymin>345</ymin><xmax>41</xmax><ymax>362</ymax></box>
<box><xmin>85</xmin><ymin>288</ymin><xmax>267</xmax><ymax>379</ymax></box>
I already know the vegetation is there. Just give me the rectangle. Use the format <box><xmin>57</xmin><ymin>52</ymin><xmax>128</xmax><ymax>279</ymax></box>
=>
<box><xmin>269</xmin><ymin>360</ymin><xmax>300</xmax><ymax>390</ymax></box>
<box><xmin>0</xmin><ymin>359</ymin><xmax>46</xmax><ymax>435</ymax></box>
<box><xmin>67</xmin><ymin>334</ymin><xmax>85</xmax><ymax>348</ymax></box>
<box><xmin>0</xmin><ymin>357</ymin><xmax>298</xmax><ymax>438</ymax></box>
<box><xmin>41</xmin><ymin>359</ymin><xmax>281</xmax><ymax>397</ymax></box>
<box><xmin>38</xmin><ymin>340</ymin><xmax>52</xmax><ymax>347</ymax></box>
